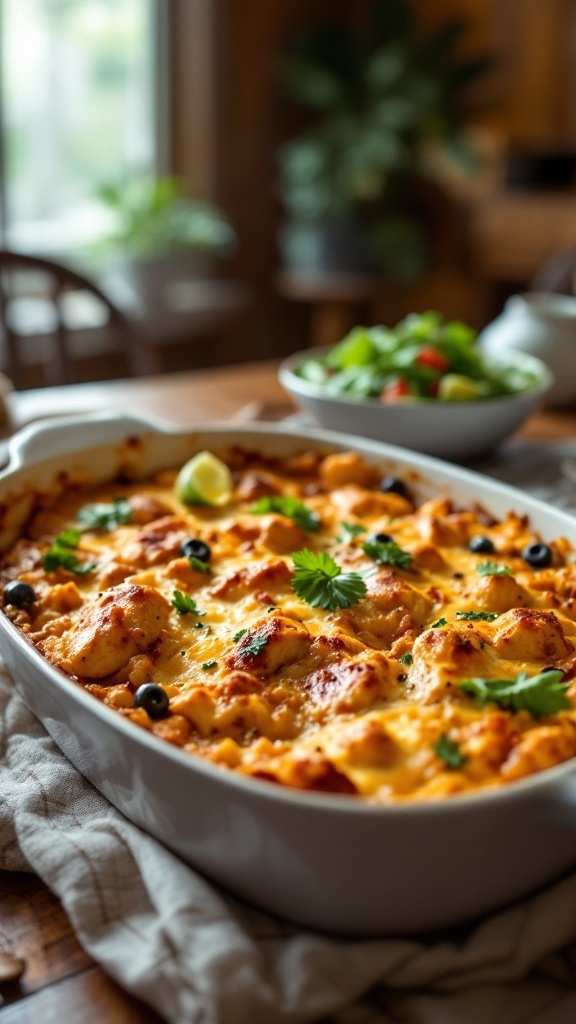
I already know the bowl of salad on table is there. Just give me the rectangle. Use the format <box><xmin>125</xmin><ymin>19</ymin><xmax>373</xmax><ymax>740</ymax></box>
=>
<box><xmin>279</xmin><ymin>311</ymin><xmax>552</xmax><ymax>461</ymax></box>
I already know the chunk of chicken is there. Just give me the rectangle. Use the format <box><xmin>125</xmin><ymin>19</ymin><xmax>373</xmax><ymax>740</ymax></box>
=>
<box><xmin>39</xmin><ymin>582</ymin><xmax>171</xmax><ymax>679</ymax></box>
<box><xmin>234</xmin><ymin>470</ymin><xmax>281</xmax><ymax>501</ymax></box>
<box><xmin>319</xmin><ymin>452</ymin><xmax>379</xmax><ymax>488</ymax></box>
<box><xmin>259</xmin><ymin>514</ymin><xmax>306</xmax><ymax>554</ymax></box>
<box><xmin>336</xmin><ymin>718</ymin><xmax>397</xmax><ymax>768</ymax></box>
<box><xmin>409</xmin><ymin>626</ymin><xmax>501</xmax><ymax>703</ymax></box>
<box><xmin>303</xmin><ymin>651</ymin><xmax>396</xmax><ymax>713</ymax></box>
<box><xmin>330</xmin><ymin>485</ymin><xmax>412</xmax><ymax>518</ymax></box>
<box><xmin>128</xmin><ymin>493</ymin><xmax>174</xmax><ymax>525</ymax></box>
<box><xmin>464</xmin><ymin>573</ymin><xmax>530</xmax><ymax>614</ymax></box>
<box><xmin>209</xmin><ymin>558</ymin><xmax>292</xmax><ymax>600</ymax></box>
<box><xmin>122</xmin><ymin>515</ymin><xmax>189</xmax><ymax>567</ymax></box>
<box><xmin>217</xmin><ymin>514</ymin><xmax>306</xmax><ymax>553</ymax></box>
<box><xmin>339</xmin><ymin>571</ymin><xmax>434</xmax><ymax>647</ymax></box>
<box><xmin>492</xmin><ymin>608</ymin><xmax>573</xmax><ymax>663</ymax></box>
<box><xmin>226</xmin><ymin>615</ymin><xmax>311</xmax><ymax>676</ymax></box>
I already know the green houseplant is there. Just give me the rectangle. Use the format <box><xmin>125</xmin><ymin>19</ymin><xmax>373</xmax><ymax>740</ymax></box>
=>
<box><xmin>277</xmin><ymin>0</ymin><xmax>492</xmax><ymax>279</ymax></box>
<box><xmin>98</xmin><ymin>175</ymin><xmax>237</xmax><ymax>308</ymax></box>
<box><xmin>99</xmin><ymin>175</ymin><xmax>236</xmax><ymax>262</ymax></box>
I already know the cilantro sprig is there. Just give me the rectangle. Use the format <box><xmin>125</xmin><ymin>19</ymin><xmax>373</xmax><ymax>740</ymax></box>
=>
<box><xmin>171</xmin><ymin>590</ymin><xmax>206</xmax><ymax>616</ymax></box>
<box><xmin>337</xmin><ymin>521</ymin><xmax>366</xmax><ymax>542</ymax></box>
<box><xmin>459</xmin><ymin>669</ymin><xmax>571</xmax><ymax>718</ymax></box>
<box><xmin>291</xmin><ymin>548</ymin><xmax>367</xmax><ymax>610</ymax></box>
<box><xmin>476</xmin><ymin>561</ymin><xmax>512</xmax><ymax>577</ymax></box>
<box><xmin>361</xmin><ymin>538</ymin><xmax>412</xmax><ymax>569</ymax></box>
<box><xmin>456</xmin><ymin>610</ymin><xmax>499</xmax><ymax>621</ymax></box>
<box><xmin>77</xmin><ymin>498</ymin><xmax>132</xmax><ymax>531</ymax></box>
<box><xmin>251</xmin><ymin>495</ymin><xmax>320</xmax><ymax>532</ymax></box>
<box><xmin>433</xmin><ymin>733</ymin><xmax>466</xmax><ymax>769</ymax></box>
<box><xmin>57</xmin><ymin>528</ymin><xmax>83</xmax><ymax>547</ymax></box>
<box><xmin>42</xmin><ymin>530</ymin><xmax>97</xmax><ymax>575</ymax></box>
<box><xmin>188</xmin><ymin>556</ymin><xmax>211</xmax><ymax>573</ymax></box>
<box><xmin>240</xmin><ymin>634</ymin><xmax>269</xmax><ymax>657</ymax></box>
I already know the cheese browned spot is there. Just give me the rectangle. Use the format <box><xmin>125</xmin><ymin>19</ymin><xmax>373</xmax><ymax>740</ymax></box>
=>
<box><xmin>1</xmin><ymin>446</ymin><xmax>576</xmax><ymax>803</ymax></box>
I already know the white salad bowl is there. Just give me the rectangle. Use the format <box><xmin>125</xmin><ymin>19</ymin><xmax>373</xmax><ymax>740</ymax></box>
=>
<box><xmin>0</xmin><ymin>412</ymin><xmax>576</xmax><ymax>937</ymax></box>
<box><xmin>279</xmin><ymin>347</ymin><xmax>553</xmax><ymax>461</ymax></box>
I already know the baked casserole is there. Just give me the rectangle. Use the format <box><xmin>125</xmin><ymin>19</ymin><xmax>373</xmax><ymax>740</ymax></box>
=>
<box><xmin>2</xmin><ymin>444</ymin><xmax>576</xmax><ymax>804</ymax></box>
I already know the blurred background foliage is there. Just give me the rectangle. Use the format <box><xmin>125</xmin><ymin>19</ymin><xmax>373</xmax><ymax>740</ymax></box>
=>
<box><xmin>276</xmin><ymin>0</ymin><xmax>493</xmax><ymax>280</ymax></box>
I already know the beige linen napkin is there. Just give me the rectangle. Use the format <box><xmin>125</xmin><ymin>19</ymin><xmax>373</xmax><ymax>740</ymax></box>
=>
<box><xmin>2</xmin><ymin>663</ymin><xmax>576</xmax><ymax>1024</ymax></box>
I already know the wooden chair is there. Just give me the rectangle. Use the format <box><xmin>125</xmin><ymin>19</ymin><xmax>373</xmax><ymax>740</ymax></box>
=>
<box><xmin>0</xmin><ymin>249</ymin><xmax>160</xmax><ymax>389</ymax></box>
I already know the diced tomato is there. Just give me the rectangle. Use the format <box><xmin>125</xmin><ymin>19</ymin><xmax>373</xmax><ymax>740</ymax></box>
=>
<box><xmin>416</xmin><ymin>346</ymin><xmax>449</xmax><ymax>373</ymax></box>
<box><xmin>381</xmin><ymin>378</ymin><xmax>412</xmax><ymax>404</ymax></box>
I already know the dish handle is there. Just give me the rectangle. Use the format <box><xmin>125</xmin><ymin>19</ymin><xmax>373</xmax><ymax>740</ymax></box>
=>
<box><xmin>4</xmin><ymin>411</ymin><xmax>170</xmax><ymax>470</ymax></box>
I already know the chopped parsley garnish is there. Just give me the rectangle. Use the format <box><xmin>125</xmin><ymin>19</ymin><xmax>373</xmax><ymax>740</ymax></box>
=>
<box><xmin>337</xmin><ymin>521</ymin><xmax>366</xmax><ymax>542</ymax></box>
<box><xmin>251</xmin><ymin>495</ymin><xmax>320</xmax><ymax>532</ymax></box>
<box><xmin>171</xmin><ymin>590</ymin><xmax>206</xmax><ymax>616</ymax></box>
<box><xmin>459</xmin><ymin>669</ymin><xmax>571</xmax><ymax>718</ymax></box>
<box><xmin>56</xmin><ymin>528</ymin><xmax>83</xmax><ymax>548</ymax></box>
<box><xmin>42</xmin><ymin>531</ymin><xmax>97</xmax><ymax>575</ymax></box>
<box><xmin>188</xmin><ymin>556</ymin><xmax>211</xmax><ymax>573</ymax></box>
<box><xmin>77</xmin><ymin>498</ymin><xmax>132</xmax><ymax>531</ymax></box>
<box><xmin>233</xmin><ymin>628</ymin><xmax>248</xmax><ymax>642</ymax></box>
<box><xmin>241</xmin><ymin>634</ymin><xmax>269</xmax><ymax>657</ymax></box>
<box><xmin>398</xmin><ymin>652</ymin><xmax>413</xmax><ymax>666</ymax></box>
<box><xmin>433</xmin><ymin>733</ymin><xmax>466</xmax><ymax>769</ymax></box>
<box><xmin>201</xmin><ymin>660</ymin><xmax>218</xmax><ymax>671</ymax></box>
<box><xmin>476</xmin><ymin>561</ymin><xmax>512</xmax><ymax>577</ymax></box>
<box><xmin>361</xmin><ymin>538</ymin><xmax>412</xmax><ymax>569</ymax></box>
<box><xmin>429</xmin><ymin>617</ymin><xmax>447</xmax><ymax>628</ymax></box>
<box><xmin>291</xmin><ymin>548</ymin><xmax>367</xmax><ymax>610</ymax></box>
<box><xmin>456</xmin><ymin>610</ymin><xmax>499</xmax><ymax>621</ymax></box>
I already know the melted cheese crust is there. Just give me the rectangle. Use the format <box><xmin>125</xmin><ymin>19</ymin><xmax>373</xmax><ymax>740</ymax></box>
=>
<box><xmin>3</xmin><ymin>447</ymin><xmax>576</xmax><ymax>803</ymax></box>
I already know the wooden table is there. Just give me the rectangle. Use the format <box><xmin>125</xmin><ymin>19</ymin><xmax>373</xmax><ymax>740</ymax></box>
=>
<box><xmin>1</xmin><ymin>359</ymin><xmax>575</xmax><ymax>1024</ymax></box>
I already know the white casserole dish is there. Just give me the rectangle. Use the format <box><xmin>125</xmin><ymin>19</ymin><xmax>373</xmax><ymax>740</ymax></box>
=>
<box><xmin>1</xmin><ymin>412</ymin><xmax>576</xmax><ymax>937</ymax></box>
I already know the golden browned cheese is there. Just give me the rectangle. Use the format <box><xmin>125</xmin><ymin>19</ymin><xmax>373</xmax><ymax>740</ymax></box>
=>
<box><xmin>3</xmin><ymin>448</ymin><xmax>576</xmax><ymax>803</ymax></box>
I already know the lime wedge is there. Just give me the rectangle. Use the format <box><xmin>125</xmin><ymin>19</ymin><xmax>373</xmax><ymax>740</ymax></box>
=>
<box><xmin>175</xmin><ymin>451</ymin><xmax>233</xmax><ymax>507</ymax></box>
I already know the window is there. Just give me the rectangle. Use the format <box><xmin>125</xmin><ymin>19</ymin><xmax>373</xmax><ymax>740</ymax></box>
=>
<box><xmin>0</xmin><ymin>0</ymin><xmax>165</xmax><ymax>259</ymax></box>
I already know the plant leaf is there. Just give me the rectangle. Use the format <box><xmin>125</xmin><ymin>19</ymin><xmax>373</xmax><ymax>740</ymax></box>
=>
<box><xmin>459</xmin><ymin>670</ymin><xmax>571</xmax><ymax>718</ymax></box>
<box><xmin>361</xmin><ymin>538</ymin><xmax>412</xmax><ymax>568</ymax></box>
<box><xmin>433</xmin><ymin>732</ymin><xmax>466</xmax><ymax>769</ymax></box>
<box><xmin>476</xmin><ymin>561</ymin><xmax>512</xmax><ymax>577</ymax></box>
<box><xmin>291</xmin><ymin>548</ymin><xmax>367</xmax><ymax>609</ymax></box>
<box><xmin>251</xmin><ymin>495</ymin><xmax>320</xmax><ymax>532</ymax></box>
<box><xmin>171</xmin><ymin>590</ymin><xmax>206</xmax><ymax>616</ymax></box>
<box><xmin>78</xmin><ymin>498</ymin><xmax>132</xmax><ymax>531</ymax></box>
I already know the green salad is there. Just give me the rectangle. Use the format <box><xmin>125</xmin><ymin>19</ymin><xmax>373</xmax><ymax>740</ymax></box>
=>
<box><xmin>295</xmin><ymin>311</ymin><xmax>540</xmax><ymax>403</ymax></box>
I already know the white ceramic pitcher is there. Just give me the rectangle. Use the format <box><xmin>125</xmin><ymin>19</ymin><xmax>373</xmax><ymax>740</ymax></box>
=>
<box><xmin>478</xmin><ymin>292</ymin><xmax>576</xmax><ymax>408</ymax></box>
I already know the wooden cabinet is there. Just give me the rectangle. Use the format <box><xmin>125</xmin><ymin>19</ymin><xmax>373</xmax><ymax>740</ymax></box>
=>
<box><xmin>470</xmin><ymin>192</ymin><xmax>576</xmax><ymax>284</ymax></box>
